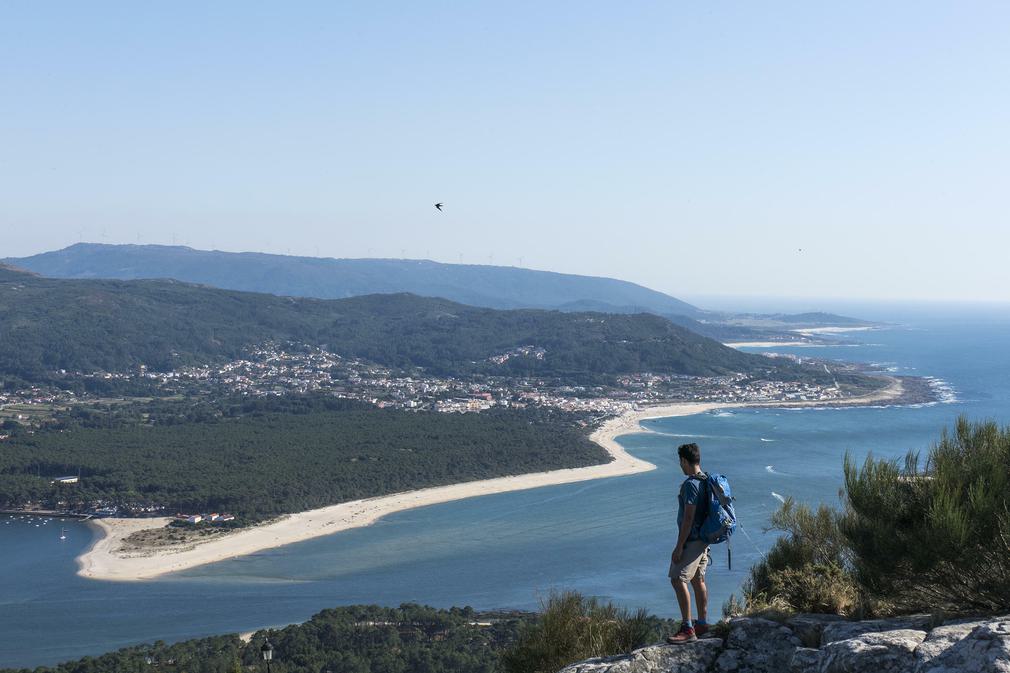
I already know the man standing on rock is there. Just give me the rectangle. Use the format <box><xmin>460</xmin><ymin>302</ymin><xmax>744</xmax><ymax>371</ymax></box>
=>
<box><xmin>667</xmin><ymin>442</ymin><xmax>711</xmax><ymax>643</ymax></box>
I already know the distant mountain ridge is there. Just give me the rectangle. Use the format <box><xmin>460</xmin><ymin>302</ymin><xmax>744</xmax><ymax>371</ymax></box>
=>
<box><xmin>5</xmin><ymin>243</ymin><xmax>704</xmax><ymax>318</ymax></box>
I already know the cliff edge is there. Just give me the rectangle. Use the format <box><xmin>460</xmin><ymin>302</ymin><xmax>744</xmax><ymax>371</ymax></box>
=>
<box><xmin>558</xmin><ymin>613</ymin><xmax>1010</xmax><ymax>673</ymax></box>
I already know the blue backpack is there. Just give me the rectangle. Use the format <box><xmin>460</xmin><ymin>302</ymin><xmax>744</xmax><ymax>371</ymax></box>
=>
<box><xmin>689</xmin><ymin>472</ymin><xmax>737</xmax><ymax>550</ymax></box>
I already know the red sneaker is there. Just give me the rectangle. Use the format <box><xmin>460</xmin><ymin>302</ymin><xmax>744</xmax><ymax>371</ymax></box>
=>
<box><xmin>666</xmin><ymin>624</ymin><xmax>697</xmax><ymax>644</ymax></box>
<box><xmin>694</xmin><ymin>622</ymin><xmax>710</xmax><ymax>638</ymax></box>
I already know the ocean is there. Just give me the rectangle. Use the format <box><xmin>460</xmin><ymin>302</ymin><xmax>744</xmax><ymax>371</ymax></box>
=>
<box><xmin>1</xmin><ymin>304</ymin><xmax>1007</xmax><ymax>669</ymax></box>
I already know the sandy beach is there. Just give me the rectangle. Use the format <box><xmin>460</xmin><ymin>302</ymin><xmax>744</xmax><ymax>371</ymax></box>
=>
<box><xmin>791</xmin><ymin>326</ymin><xmax>875</xmax><ymax>335</ymax></box>
<box><xmin>724</xmin><ymin>341</ymin><xmax>818</xmax><ymax>349</ymax></box>
<box><xmin>77</xmin><ymin>377</ymin><xmax>902</xmax><ymax>582</ymax></box>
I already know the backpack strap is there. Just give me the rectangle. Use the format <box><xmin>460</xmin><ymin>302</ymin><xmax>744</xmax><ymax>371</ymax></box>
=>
<box><xmin>686</xmin><ymin>472</ymin><xmax>710</xmax><ymax>521</ymax></box>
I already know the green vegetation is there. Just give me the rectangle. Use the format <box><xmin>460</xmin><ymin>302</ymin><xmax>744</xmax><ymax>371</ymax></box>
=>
<box><xmin>502</xmin><ymin>591</ymin><xmax>671</xmax><ymax>673</ymax></box>
<box><xmin>0</xmin><ymin>594</ymin><xmax>674</xmax><ymax>673</ymax></box>
<box><xmin>730</xmin><ymin>499</ymin><xmax>858</xmax><ymax>617</ymax></box>
<box><xmin>0</xmin><ymin>397</ymin><xmax>607</xmax><ymax>522</ymax></box>
<box><xmin>1</xmin><ymin>604</ymin><xmax>530</xmax><ymax>673</ymax></box>
<box><xmin>0</xmin><ymin>267</ymin><xmax>824</xmax><ymax>385</ymax></box>
<box><xmin>729</xmin><ymin>417</ymin><xmax>1010</xmax><ymax>618</ymax></box>
<box><xmin>842</xmin><ymin>417</ymin><xmax>1010</xmax><ymax>613</ymax></box>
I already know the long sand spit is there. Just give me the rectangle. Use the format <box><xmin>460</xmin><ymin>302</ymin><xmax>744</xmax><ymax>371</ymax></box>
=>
<box><xmin>77</xmin><ymin>377</ymin><xmax>902</xmax><ymax>582</ymax></box>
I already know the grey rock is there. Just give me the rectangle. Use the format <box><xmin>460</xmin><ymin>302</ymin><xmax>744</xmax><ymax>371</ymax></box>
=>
<box><xmin>913</xmin><ymin>618</ymin><xmax>990</xmax><ymax>668</ymax></box>
<box><xmin>788</xmin><ymin>647</ymin><xmax>821</xmax><ymax>673</ymax></box>
<box><xmin>820</xmin><ymin>629</ymin><xmax>928</xmax><ymax>673</ymax></box>
<box><xmin>821</xmin><ymin>615</ymin><xmax>933</xmax><ymax>646</ymax></box>
<box><xmin>915</xmin><ymin>617</ymin><xmax>1010</xmax><ymax>673</ymax></box>
<box><xmin>556</xmin><ymin>640</ymin><xmax>723</xmax><ymax>673</ymax></box>
<box><xmin>787</xmin><ymin>614</ymin><xmax>846</xmax><ymax>648</ymax></box>
<box><xmin>715</xmin><ymin>617</ymin><xmax>802</xmax><ymax>672</ymax></box>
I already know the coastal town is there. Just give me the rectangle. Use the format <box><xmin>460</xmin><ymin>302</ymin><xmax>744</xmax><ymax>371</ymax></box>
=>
<box><xmin>0</xmin><ymin>340</ymin><xmax>924</xmax><ymax>523</ymax></box>
<box><xmin>1</xmin><ymin>341</ymin><xmax>895</xmax><ymax>427</ymax></box>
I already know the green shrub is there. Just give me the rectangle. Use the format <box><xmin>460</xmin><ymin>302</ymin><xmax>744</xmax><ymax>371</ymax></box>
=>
<box><xmin>728</xmin><ymin>498</ymin><xmax>860</xmax><ymax>616</ymax></box>
<box><xmin>501</xmin><ymin>591</ymin><xmax>664</xmax><ymax>673</ymax></box>
<box><xmin>766</xmin><ymin>562</ymin><xmax>858</xmax><ymax>615</ymax></box>
<box><xmin>841</xmin><ymin>417</ymin><xmax>1010</xmax><ymax>613</ymax></box>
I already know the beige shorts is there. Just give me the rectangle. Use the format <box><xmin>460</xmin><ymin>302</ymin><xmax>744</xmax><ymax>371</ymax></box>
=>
<box><xmin>669</xmin><ymin>540</ymin><xmax>710</xmax><ymax>582</ymax></box>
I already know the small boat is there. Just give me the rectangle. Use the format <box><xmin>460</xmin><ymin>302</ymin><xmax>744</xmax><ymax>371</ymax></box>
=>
<box><xmin>60</xmin><ymin>528</ymin><xmax>67</xmax><ymax>541</ymax></box>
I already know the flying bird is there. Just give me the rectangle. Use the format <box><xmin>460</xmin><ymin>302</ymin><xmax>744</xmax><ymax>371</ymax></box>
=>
<box><xmin>434</xmin><ymin>202</ymin><xmax>444</xmax><ymax>211</ymax></box>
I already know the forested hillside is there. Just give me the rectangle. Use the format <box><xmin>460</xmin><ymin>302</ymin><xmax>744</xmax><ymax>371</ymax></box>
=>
<box><xmin>0</xmin><ymin>267</ymin><xmax>787</xmax><ymax>383</ymax></box>
<box><xmin>0</xmin><ymin>398</ymin><xmax>606</xmax><ymax>520</ymax></box>
<box><xmin>0</xmin><ymin>604</ymin><xmax>533</xmax><ymax>673</ymax></box>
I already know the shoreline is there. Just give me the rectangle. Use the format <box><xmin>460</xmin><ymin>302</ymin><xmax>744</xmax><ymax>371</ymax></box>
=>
<box><xmin>724</xmin><ymin>341</ymin><xmax>820</xmax><ymax>349</ymax></box>
<box><xmin>75</xmin><ymin>377</ymin><xmax>903</xmax><ymax>582</ymax></box>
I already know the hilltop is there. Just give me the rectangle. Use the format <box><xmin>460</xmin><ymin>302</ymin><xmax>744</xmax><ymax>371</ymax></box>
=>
<box><xmin>0</xmin><ymin>264</ymin><xmax>34</xmax><ymax>281</ymax></box>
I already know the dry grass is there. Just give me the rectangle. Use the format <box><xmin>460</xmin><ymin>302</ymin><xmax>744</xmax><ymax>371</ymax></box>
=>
<box><xmin>118</xmin><ymin>524</ymin><xmax>233</xmax><ymax>555</ymax></box>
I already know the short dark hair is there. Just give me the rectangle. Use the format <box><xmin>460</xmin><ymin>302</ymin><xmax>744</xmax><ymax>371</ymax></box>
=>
<box><xmin>678</xmin><ymin>442</ymin><xmax>701</xmax><ymax>466</ymax></box>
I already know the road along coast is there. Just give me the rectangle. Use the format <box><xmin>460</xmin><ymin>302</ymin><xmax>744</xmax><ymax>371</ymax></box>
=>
<box><xmin>77</xmin><ymin>377</ymin><xmax>903</xmax><ymax>582</ymax></box>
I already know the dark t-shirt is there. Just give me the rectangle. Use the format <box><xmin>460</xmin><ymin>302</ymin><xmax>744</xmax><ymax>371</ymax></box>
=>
<box><xmin>677</xmin><ymin>475</ymin><xmax>706</xmax><ymax>542</ymax></box>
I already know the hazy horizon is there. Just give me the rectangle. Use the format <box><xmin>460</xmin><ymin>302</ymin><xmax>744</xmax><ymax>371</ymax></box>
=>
<box><xmin>3</xmin><ymin>2</ymin><xmax>1008</xmax><ymax>302</ymax></box>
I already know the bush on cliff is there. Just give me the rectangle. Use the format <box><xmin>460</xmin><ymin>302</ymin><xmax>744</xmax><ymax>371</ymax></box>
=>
<box><xmin>842</xmin><ymin>417</ymin><xmax>1010</xmax><ymax>613</ymax></box>
<box><xmin>729</xmin><ymin>498</ymin><xmax>859</xmax><ymax>616</ymax></box>
<box><xmin>733</xmin><ymin>418</ymin><xmax>1010</xmax><ymax>618</ymax></box>
<box><xmin>502</xmin><ymin>591</ymin><xmax>666</xmax><ymax>673</ymax></box>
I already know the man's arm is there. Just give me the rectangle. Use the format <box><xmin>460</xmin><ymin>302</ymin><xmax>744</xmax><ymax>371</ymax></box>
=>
<box><xmin>672</xmin><ymin>503</ymin><xmax>696</xmax><ymax>563</ymax></box>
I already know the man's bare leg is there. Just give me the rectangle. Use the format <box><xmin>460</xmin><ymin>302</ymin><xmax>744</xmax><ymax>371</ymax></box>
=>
<box><xmin>672</xmin><ymin>578</ymin><xmax>692</xmax><ymax>625</ymax></box>
<box><xmin>690</xmin><ymin>574</ymin><xmax>708</xmax><ymax>623</ymax></box>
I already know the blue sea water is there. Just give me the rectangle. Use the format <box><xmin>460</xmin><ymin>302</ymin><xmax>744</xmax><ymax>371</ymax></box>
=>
<box><xmin>1</xmin><ymin>305</ymin><xmax>1008</xmax><ymax>669</ymax></box>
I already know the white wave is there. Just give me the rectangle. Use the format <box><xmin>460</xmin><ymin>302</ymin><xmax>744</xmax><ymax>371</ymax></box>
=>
<box><xmin>649</xmin><ymin>432</ymin><xmax>714</xmax><ymax>439</ymax></box>
<box><xmin>868</xmin><ymin>361</ymin><xmax>901</xmax><ymax>373</ymax></box>
<box><xmin>766</xmin><ymin>465</ymin><xmax>794</xmax><ymax>477</ymax></box>
<box><xmin>771</xmin><ymin>492</ymin><xmax>786</xmax><ymax>504</ymax></box>
<box><xmin>712</xmin><ymin>411</ymin><xmax>735</xmax><ymax>417</ymax></box>
<box><xmin>923</xmin><ymin>376</ymin><xmax>958</xmax><ymax>404</ymax></box>
<box><xmin>760</xmin><ymin>438</ymin><xmax>775</xmax><ymax>442</ymax></box>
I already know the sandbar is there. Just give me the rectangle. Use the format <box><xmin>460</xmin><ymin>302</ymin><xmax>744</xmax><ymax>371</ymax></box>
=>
<box><xmin>77</xmin><ymin>377</ymin><xmax>902</xmax><ymax>582</ymax></box>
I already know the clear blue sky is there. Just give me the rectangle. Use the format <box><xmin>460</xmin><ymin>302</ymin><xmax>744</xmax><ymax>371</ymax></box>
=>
<box><xmin>2</xmin><ymin>2</ymin><xmax>1008</xmax><ymax>302</ymax></box>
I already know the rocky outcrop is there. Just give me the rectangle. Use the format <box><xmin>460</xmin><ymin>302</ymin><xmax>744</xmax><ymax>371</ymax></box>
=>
<box><xmin>556</xmin><ymin>614</ymin><xmax>1010</xmax><ymax>673</ymax></box>
<box><xmin>713</xmin><ymin>617</ymin><xmax>800</xmax><ymax>672</ymax></box>
<box><xmin>820</xmin><ymin>615</ymin><xmax>933</xmax><ymax>646</ymax></box>
<box><xmin>915</xmin><ymin>618</ymin><xmax>1010</xmax><ymax>673</ymax></box>
<box><xmin>556</xmin><ymin>639</ymin><xmax>722</xmax><ymax>673</ymax></box>
<box><xmin>913</xmin><ymin>618</ymin><xmax>991</xmax><ymax>668</ymax></box>
<box><xmin>786</xmin><ymin>614</ymin><xmax>846</xmax><ymax>648</ymax></box>
<box><xmin>819</xmin><ymin>629</ymin><xmax>927</xmax><ymax>672</ymax></box>
<box><xmin>788</xmin><ymin>647</ymin><xmax>820</xmax><ymax>673</ymax></box>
